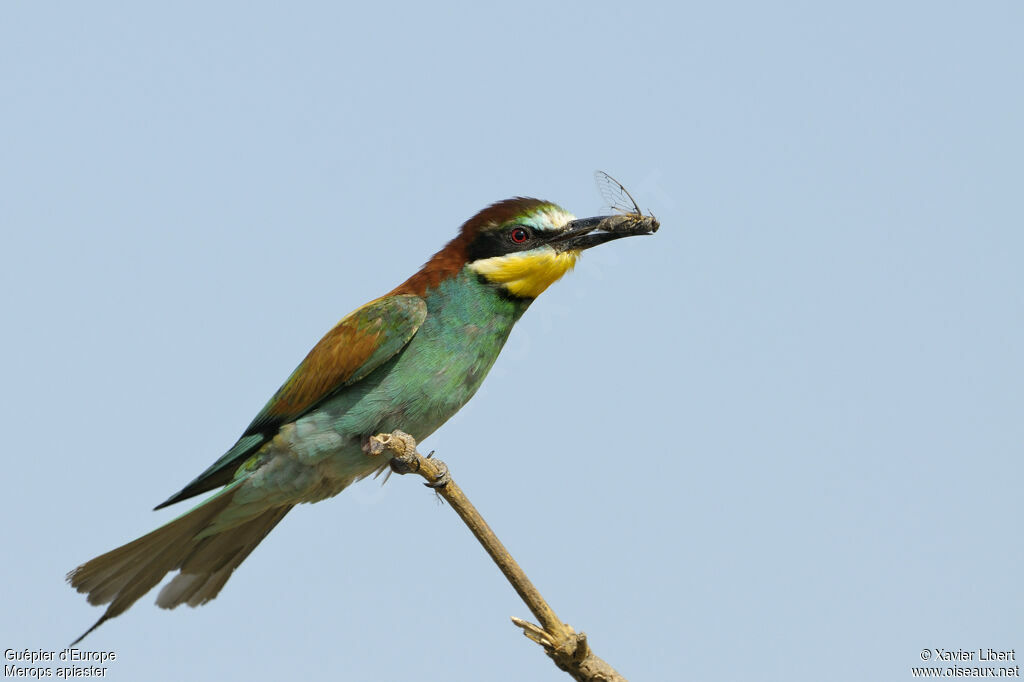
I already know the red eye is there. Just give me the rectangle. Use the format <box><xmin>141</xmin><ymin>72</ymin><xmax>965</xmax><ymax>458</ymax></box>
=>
<box><xmin>510</xmin><ymin>227</ymin><xmax>529</xmax><ymax>244</ymax></box>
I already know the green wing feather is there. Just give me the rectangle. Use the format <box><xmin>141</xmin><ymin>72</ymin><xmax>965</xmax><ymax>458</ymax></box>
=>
<box><xmin>154</xmin><ymin>294</ymin><xmax>427</xmax><ymax>509</ymax></box>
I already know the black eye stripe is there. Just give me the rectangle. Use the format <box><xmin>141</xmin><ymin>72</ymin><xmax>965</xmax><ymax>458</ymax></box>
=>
<box><xmin>466</xmin><ymin>223</ymin><xmax>540</xmax><ymax>262</ymax></box>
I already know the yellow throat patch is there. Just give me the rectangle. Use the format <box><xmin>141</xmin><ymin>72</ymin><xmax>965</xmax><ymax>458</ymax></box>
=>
<box><xmin>469</xmin><ymin>248</ymin><xmax>580</xmax><ymax>298</ymax></box>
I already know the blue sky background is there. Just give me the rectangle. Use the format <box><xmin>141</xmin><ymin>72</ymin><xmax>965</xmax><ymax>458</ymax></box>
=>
<box><xmin>3</xmin><ymin>2</ymin><xmax>1022</xmax><ymax>680</ymax></box>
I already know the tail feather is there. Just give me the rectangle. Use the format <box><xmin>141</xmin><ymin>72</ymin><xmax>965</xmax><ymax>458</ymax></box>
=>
<box><xmin>80</xmin><ymin>541</ymin><xmax>163</xmax><ymax>606</ymax></box>
<box><xmin>158</xmin><ymin>506</ymin><xmax>291</xmax><ymax>608</ymax></box>
<box><xmin>67</xmin><ymin>485</ymin><xmax>292</xmax><ymax>644</ymax></box>
<box><xmin>74</xmin><ymin>518</ymin><xmax>192</xmax><ymax>605</ymax></box>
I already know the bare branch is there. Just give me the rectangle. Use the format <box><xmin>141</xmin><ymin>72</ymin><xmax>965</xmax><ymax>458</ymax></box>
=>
<box><xmin>368</xmin><ymin>430</ymin><xmax>627</xmax><ymax>682</ymax></box>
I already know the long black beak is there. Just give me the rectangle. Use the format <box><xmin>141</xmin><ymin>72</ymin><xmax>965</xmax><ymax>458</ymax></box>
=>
<box><xmin>548</xmin><ymin>214</ymin><xmax>660</xmax><ymax>252</ymax></box>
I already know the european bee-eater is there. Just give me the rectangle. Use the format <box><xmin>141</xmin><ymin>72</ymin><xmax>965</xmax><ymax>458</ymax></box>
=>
<box><xmin>68</xmin><ymin>195</ymin><xmax>657</xmax><ymax>643</ymax></box>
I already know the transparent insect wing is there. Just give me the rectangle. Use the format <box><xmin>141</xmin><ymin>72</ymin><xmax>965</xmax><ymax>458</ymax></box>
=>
<box><xmin>594</xmin><ymin>170</ymin><xmax>642</xmax><ymax>216</ymax></box>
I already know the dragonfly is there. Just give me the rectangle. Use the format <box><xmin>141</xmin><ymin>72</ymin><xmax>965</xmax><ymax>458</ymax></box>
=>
<box><xmin>593</xmin><ymin>170</ymin><xmax>660</xmax><ymax>236</ymax></box>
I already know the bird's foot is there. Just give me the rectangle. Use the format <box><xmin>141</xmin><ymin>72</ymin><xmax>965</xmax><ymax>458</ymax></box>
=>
<box><xmin>368</xmin><ymin>431</ymin><xmax>450</xmax><ymax>490</ymax></box>
<box><xmin>423</xmin><ymin>459</ymin><xmax>450</xmax><ymax>489</ymax></box>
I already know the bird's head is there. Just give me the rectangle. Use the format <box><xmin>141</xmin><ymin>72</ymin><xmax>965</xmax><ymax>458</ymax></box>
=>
<box><xmin>393</xmin><ymin>197</ymin><xmax>658</xmax><ymax>299</ymax></box>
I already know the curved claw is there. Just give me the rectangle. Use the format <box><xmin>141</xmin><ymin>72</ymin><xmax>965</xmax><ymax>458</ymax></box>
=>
<box><xmin>424</xmin><ymin>460</ymin><xmax>450</xmax><ymax>489</ymax></box>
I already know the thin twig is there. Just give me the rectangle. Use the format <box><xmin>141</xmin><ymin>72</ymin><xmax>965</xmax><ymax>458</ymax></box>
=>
<box><xmin>368</xmin><ymin>430</ymin><xmax>627</xmax><ymax>682</ymax></box>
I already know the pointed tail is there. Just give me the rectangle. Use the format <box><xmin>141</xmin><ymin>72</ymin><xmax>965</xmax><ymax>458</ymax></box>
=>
<box><xmin>67</xmin><ymin>485</ymin><xmax>292</xmax><ymax>644</ymax></box>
